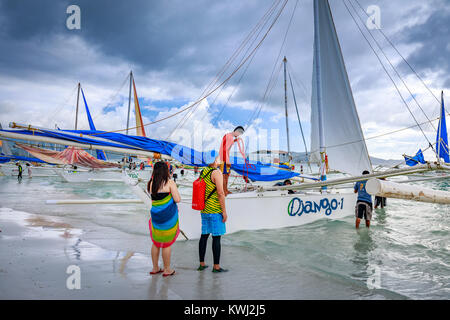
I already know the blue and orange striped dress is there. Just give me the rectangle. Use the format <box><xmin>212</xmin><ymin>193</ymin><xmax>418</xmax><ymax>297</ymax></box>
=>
<box><xmin>149</xmin><ymin>192</ymin><xmax>179</xmax><ymax>248</ymax></box>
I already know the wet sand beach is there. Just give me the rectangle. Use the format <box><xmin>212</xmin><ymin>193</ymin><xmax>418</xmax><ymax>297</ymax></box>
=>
<box><xmin>1</xmin><ymin>176</ymin><xmax>448</xmax><ymax>299</ymax></box>
<box><xmin>0</xmin><ymin>208</ymin><xmax>388</xmax><ymax>300</ymax></box>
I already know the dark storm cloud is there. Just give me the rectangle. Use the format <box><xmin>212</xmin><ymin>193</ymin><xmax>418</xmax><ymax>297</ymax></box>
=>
<box><xmin>0</xmin><ymin>1</ymin><xmax>282</xmax><ymax>80</ymax></box>
<box><xmin>0</xmin><ymin>0</ymin><xmax>448</xmax><ymax>159</ymax></box>
<box><xmin>0</xmin><ymin>0</ymin><xmax>447</xmax><ymax>113</ymax></box>
<box><xmin>68</xmin><ymin>0</ymin><xmax>311</xmax><ymax>99</ymax></box>
<box><xmin>0</xmin><ymin>0</ymin><xmax>67</xmax><ymax>38</ymax></box>
<box><xmin>0</xmin><ymin>0</ymin><xmax>315</xmax><ymax>103</ymax></box>
<box><xmin>399</xmin><ymin>3</ymin><xmax>450</xmax><ymax>87</ymax></box>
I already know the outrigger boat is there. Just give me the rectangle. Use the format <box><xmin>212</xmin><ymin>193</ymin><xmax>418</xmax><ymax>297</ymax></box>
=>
<box><xmin>1</xmin><ymin>82</ymin><xmax>151</xmax><ymax>183</ymax></box>
<box><xmin>0</xmin><ymin>123</ymin><xmax>61</xmax><ymax>177</ymax></box>
<box><xmin>1</xmin><ymin>0</ymin><xmax>449</xmax><ymax>240</ymax></box>
<box><xmin>0</xmin><ymin>157</ymin><xmax>60</xmax><ymax>178</ymax></box>
<box><xmin>55</xmin><ymin>73</ymin><xmax>153</xmax><ymax>183</ymax></box>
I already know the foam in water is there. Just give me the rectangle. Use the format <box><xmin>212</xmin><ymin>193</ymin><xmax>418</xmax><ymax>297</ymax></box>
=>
<box><xmin>0</xmin><ymin>172</ymin><xmax>448</xmax><ymax>299</ymax></box>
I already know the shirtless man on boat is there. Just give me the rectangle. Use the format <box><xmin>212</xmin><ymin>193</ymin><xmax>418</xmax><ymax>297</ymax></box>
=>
<box><xmin>217</xmin><ymin>126</ymin><xmax>246</xmax><ymax>196</ymax></box>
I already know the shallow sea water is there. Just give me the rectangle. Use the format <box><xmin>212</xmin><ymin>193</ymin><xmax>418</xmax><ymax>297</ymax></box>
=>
<box><xmin>0</xmin><ymin>171</ymin><xmax>448</xmax><ymax>299</ymax></box>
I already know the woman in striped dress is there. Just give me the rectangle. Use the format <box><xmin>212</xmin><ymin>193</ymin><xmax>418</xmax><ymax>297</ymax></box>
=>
<box><xmin>147</xmin><ymin>161</ymin><xmax>181</xmax><ymax>277</ymax></box>
<box><xmin>198</xmin><ymin>159</ymin><xmax>228</xmax><ymax>273</ymax></box>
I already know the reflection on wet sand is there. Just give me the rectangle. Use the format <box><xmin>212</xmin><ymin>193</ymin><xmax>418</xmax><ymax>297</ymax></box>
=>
<box><xmin>120</xmin><ymin>251</ymin><xmax>135</xmax><ymax>275</ymax></box>
<box><xmin>26</xmin><ymin>216</ymin><xmax>73</xmax><ymax>229</ymax></box>
<box><xmin>72</xmin><ymin>238</ymin><xmax>82</xmax><ymax>260</ymax></box>
<box><xmin>148</xmin><ymin>272</ymin><xmax>170</xmax><ymax>299</ymax></box>
<box><xmin>26</xmin><ymin>215</ymin><xmax>75</xmax><ymax>238</ymax></box>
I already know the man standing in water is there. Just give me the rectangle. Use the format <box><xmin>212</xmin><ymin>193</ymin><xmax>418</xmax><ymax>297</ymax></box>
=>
<box><xmin>374</xmin><ymin>196</ymin><xmax>386</xmax><ymax>209</ymax></box>
<box><xmin>354</xmin><ymin>170</ymin><xmax>372</xmax><ymax>228</ymax></box>
<box><xmin>374</xmin><ymin>178</ymin><xmax>387</xmax><ymax>209</ymax></box>
<box><xmin>16</xmin><ymin>163</ymin><xmax>23</xmax><ymax>181</ymax></box>
<box><xmin>218</xmin><ymin>126</ymin><xmax>246</xmax><ymax>196</ymax></box>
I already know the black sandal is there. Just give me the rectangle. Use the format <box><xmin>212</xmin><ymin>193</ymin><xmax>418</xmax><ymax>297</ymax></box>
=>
<box><xmin>163</xmin><ymin>270</ymin><xmax>176</xmax><ymax>277</ymax></box>
<box><xmin>197</xmin><ymin>265</ymin><xmax>209</xmax><ymax>271</ymax></box>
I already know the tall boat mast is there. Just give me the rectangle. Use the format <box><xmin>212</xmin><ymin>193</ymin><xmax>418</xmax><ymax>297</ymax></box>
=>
<box><xmin>283</xmin><ymin>57</ymin><xmax>291</xmax><ymax>162</ymax></box>
<box><xmin>75</xmin><ymin>82</ymin><xmax>81</xmax><ymax>130</ymax></box>
<box><xmin>126</xmin><ymin>71</ymin><xmax>133</xmax><ymax>135</ymax></box>
<box><xmin>313</xmin><ymin>0</ymin><xmax>326</xmax><ymax>181</ymax></box>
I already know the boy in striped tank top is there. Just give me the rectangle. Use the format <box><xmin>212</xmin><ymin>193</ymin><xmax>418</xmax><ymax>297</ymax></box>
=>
<box><xmin>198</xmin><ymin>159</ymin><xmax>228</xmax><ymax>273</ymax></box>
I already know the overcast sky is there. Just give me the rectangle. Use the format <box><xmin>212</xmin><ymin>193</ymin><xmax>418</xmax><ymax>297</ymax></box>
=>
<box><xmin>0</xmin><ymin>0</ymin><xmax>448</xmax><ymax>160</ymax></box>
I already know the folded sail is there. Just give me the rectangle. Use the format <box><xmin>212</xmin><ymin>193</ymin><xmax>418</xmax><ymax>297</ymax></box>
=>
<box><xmin>436</xmin><ymin>91</ymin><xmax>449</xmax><ymax>163</ymax></box>
<box><xmin>2</xmin><ymin>128</ymin><xmax>299</xmax><ymax>181</ymax></box>
<box><xmin>80</xmin><ymin>88</ymin><xmax>107</xmax><ymax>161</ymax></box>
<box><xmin>310</xmin><ymin>0</ymin><xmax>372</xmax><ymax>176</ymax></box>
<box><xmin>133</xmin><ymin>78</ymin><xmax>146</xmax><ymax>137</ymax></box>
<box><xmin>131</xmin><ymin>76</ymin><xmax>158</xmax><ymax>165</ymax></box>
<box><xmin>404</xmin><ymin>149</ymin><xmax>426</xmax><ymax>166</ymax></box>
<box><xmin>16</xmin><ymin>143</ymin><xmax>120</xmax><ymax>168</ymax></box>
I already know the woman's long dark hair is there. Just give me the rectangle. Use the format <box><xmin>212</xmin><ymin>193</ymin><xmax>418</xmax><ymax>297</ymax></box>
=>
<box><xmin>148</xmin><ymin>161</ymin><xmax>170</xmax><ymax>195</ymax></box>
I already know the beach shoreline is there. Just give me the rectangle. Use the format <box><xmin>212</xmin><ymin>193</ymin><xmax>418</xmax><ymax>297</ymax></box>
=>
<box><xmin>0</xmin><ymin>206</ymin><xmax>394</xmax><ymax>300</ymax></box>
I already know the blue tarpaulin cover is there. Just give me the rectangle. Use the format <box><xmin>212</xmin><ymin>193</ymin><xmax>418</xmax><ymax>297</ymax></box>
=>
<box><xmin>81</xmin><ymin>88</ymin><xmax>107</xmax><ymax>161</ymax></box>
<box><xmin>0</xmin><ymin>128</ymin><xmax>299</xmax><ymax>181</ymax></box>
<box><xmin>436</xmin><ymin>92</ymin><xmax>449</xmax><ymax>163</ymax></box>
<box><xmin>404</xmin><ymin>149</ymin><xmax>426</xmax><ymax>166</ymax></box>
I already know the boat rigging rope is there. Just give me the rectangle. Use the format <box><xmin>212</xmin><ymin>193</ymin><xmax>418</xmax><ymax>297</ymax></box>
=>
<box><xmin>48</xmin><ymin>83</ymin><xmax>79</xmax><ymax>127</ymax></box>
<box><xmin>286</xmin><ymin>60</ymin><xmax>309</xmax><ymax>99</ymax></box>
<box><xmin>343</xmin><ymin>0</ymin><xmax>436</xmax><ymax>154</ymax></box>
<box><xmin>245</xmin><ymin>61</ymin><xmax>283</xmax><ymax>130</ymax></box>
<box><xmin>353</xmin><ymin>0</ymin><xmax>441</xmax><ymax>105</ymax></box>
<box><xmin>288</xmin><ymin>70</ymin><xmax>310</xmax><ymax>159</ymax></box>
<box><xmin>90</xmin><ymin>72</ymin><xmax>131</xmax><ymax>122</ymax></box>
<box><xmin>209</xmin><ymin>51</ymin><xmax>255</xmax><ymax>125</ymax></box>
<box><xmin>309</xmin><ymin>114</ymin><xmax>443</xmax><ymax>155</ymax></box>
<box><xmin>91</xmin><ymin>0</ymin><xmax>289</xmax><ymax>137</ymax></box>
<box><xmin>192</xmin><ymin>0</ymin><xmax>286</xmax><ymax>132</ymax></box>
<box><xmin>386</xmin><ymin>142</ymin><xmax>436</xmax><ymax>171</ymax></box>
<box><xmin>207</xmin><ymin>0</ymin><xmax>300</xmax><ymax>131</ymax></box>
<box><xmin>245</xmin><ymin>0</ymin><xmax>299</xmax><ymax>131</ymax></box>
<box><xmin>166</xmin><ymin>0</ymin><xmax>285</xmax><ymax>139</ymax></box>
<box><xmin>347</xmin><ymin>0</ymin><xmax>436</xmax><ymax>132</ymax></box>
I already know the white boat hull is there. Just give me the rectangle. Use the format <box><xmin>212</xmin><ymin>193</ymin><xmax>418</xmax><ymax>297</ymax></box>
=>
<box><xmin>123</xmin><ymin>173</ymin><xmax>358</xmax><ymax>240</ymax></box>
<box><xmin>0</xmin><ymin>164</ymin><xmax>60</xmax><ymax>177</ymax></box>
<box><xmin>175</xmin><ymin>190</ymin><xmax>357</xmax><ymax>240</ymax></box>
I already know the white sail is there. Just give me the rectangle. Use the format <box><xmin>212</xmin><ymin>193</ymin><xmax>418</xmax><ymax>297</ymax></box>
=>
<box><xmin>310</xmin><ymin>0</ymin><xmax>372</xmax><ymax>176</ymax></box>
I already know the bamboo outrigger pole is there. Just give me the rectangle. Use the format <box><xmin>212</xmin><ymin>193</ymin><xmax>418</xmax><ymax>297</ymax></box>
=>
<box><xmin>366</xmin><ymin>178</ymin><xmax>450</xmax><ymax>204</ymax></box>
<box><xmin>269</xmin><ymin>163</ymin><xmax>450</xmax><ymax>192</ymax></box>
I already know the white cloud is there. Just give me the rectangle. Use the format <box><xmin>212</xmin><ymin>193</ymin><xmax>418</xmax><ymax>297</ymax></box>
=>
<box><xmin>1</xmin><ymin>0</ymin><xmax>449</xmax><ymax>164</ymax></box>
<box><xmin>270</xmin><ymin>112</ymin><xmax>283</xmax><ymax>123</ymax></box>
